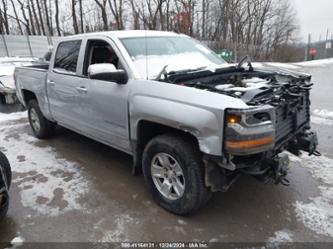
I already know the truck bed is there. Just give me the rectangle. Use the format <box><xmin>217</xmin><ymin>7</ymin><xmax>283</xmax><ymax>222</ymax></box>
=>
<box><xmin>22</xmin><ymin>63</ymin><xmax>49</xmax><ymax>71</ymax></box>
<box><xmin>15</xmin><ymin>64</ymin><xmax>49</xmax><ymax>111</ymax></box>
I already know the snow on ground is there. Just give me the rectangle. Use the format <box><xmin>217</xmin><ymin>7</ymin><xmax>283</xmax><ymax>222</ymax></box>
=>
<box><xmin>254</xmin><ymin>58</ymin><xmax>333</xmax><ymax>71</ymax></box>
<box><xmin>97</xmin><ymin>214</ymin><xmax>133</xmax><ymax>242</ymax></box>
<box><xmin>295</xmin><ymin>58</ymin><xmax>333</xmax><ymax>68</ymax></box>
<box><xmin>265</xmin><ymin>62</ymin><xmax>301</xmax><ymax>70</ymax></box>
<box><xmin>311</xmin><ymin>109</ymin><xmax>333</xmax><ymax>126</ymax></box>
<box><xmin>267</xmin><ymin>230</ymin><xmax>293</xmax><ymax>244</ymax></box>
<box><xmin>0</xmin><ymin>112</ymin><xmax>26</xmax><ymax>122</ymax></box>
<box><xmin>10</xmin><ymin>236</ymin><xmax>25</xmax><ymax>247</ymax></box>
<box><xmin>0</xmin><ymin>112</ymin><xmax>90</xmax><ymax>216</ymax></box>
<box><xmin>291</xmin><ymin>154</ymin><xmax>333</xmax><ymax>238</ymax></box>
<box><xmin>313</xmin><ymin>109</ymin><xmax>333</xmax><ymax>120</ymax></box>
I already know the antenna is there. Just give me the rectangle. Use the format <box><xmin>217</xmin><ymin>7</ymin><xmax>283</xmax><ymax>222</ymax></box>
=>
<box><xmin>145</xmin><ymin>29</ymin><xmax>149</xmax><ymax>80</ymax></box>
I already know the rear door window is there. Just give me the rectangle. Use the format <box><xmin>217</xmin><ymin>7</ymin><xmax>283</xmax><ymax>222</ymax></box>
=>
<box><xmin>54</xmin><ymin>40</ymin><xmax>82</xmax><ymax>73</ymax></box>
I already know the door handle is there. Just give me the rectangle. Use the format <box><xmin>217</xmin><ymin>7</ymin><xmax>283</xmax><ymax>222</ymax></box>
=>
<box><xmin>47</xmin><ymin>80</ymin><xmax>55</xmax><ymax>86</ymax></box>
<box><xmin>76</xmin><ymin>86</ymin><xmax>88</xmax><ymax>93</ymax></box>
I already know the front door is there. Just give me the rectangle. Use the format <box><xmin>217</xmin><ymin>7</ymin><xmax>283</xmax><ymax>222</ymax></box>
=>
<box><xmin>77</xmin><ymin>38</ymin><xmax>131</xmax><ymax>152</ymax></box>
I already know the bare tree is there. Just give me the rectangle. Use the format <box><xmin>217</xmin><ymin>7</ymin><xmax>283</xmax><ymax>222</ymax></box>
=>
<box><xmin>17</xmin><ymin>0</ymin><xmax>37</xmax><ymax>35</ymax></box>
<box><xmin>42</xmin><ymin>0</ymin><xmax>52</xmax><ymax>35</ymax></box>
<box><xmin>129</xmin><ymin>0</ymin><xmax>140</xmax><ymax>29</ymax></box>
<box><xmin>78</xmin><ymin>0</ymin><xmax>84</xmax><ymax>33</ymax></box>
<box><xmin>94</xmin><ymin>0</ymin><xmax>108</xmax><ymax>30</ymax></box>
<box><xmin>71</xmin><ymin>0</ymin><xmax>79</xmax><ymax>34</ymax></box>
<box><xmin>108</xmin><ymin>0</ymin><xmax>124</xmax><ymax>30</ymax></box>
<box><xmin>10</xmin><ymin>0</ymin><xmax>23</xmax><ymax>34</ymax></box>
<box><xmin>1</xmin><ymin>0</ymin><xmax>10</xmax><ymax>34</ymax></box>
<box><xmin>54</xmin><ymin>0</ymin><xmax>61</xmax><ymax>35</ymax></box>
<box><xmin>30</xmin><ymin>0</ymin><xmax>41</xmax><ymax>35</ymax></box>
<box><xmin>35</xmin><ymin>0</ymin><xmax>46</xmax><ymax>35</ymax></box>
<box><xmin>137</xmin><ymin>0</ymin><xmax>166</xmax><ymax>30</ymax></box>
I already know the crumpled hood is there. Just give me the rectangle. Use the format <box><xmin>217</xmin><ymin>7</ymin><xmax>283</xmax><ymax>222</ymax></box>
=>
<box><xmin>251</xmin><ymin>62</ymin><xmax>311</xmax><ymax>80</ymax></box>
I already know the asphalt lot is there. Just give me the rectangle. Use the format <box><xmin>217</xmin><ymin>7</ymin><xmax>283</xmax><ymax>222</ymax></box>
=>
<box><xmin>0</xmin><ymin>61</ymin><xmax>333</xmax><ymax>247</ymax></box>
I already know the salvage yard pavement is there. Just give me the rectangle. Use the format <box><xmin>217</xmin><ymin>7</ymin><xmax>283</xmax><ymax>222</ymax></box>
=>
<box><xmin>0</xmin><ymin>59</ymin><xmax>333</xmax><ymax>247</ymax></box>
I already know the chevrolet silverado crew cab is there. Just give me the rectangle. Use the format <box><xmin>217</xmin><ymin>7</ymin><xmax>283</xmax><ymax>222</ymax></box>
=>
<box><xmin>15</xmin><ymin>31</ymin><xmax>319</xmax><ymax>215</ymax></box>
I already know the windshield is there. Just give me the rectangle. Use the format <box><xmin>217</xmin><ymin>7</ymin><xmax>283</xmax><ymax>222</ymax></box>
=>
<box><xmin>120</xmin><ymin>36</ymin><xmax>226</xmax><ymax>79</ymax></box>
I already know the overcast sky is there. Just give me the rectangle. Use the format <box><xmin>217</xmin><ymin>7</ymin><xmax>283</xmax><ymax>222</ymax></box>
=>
<box><xmin>293</xmin><ymin>0</ymin><xmax>333</xmax><ymax>42</ymax></box>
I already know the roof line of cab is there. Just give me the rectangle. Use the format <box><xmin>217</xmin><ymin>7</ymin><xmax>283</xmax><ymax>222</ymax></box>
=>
<box><xmin>60</xmin><ymin>30</ymin><xmax>187</xmax><ymax>41</ymax></box>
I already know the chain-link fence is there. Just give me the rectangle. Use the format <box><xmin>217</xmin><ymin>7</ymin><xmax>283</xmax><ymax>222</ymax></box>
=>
<box><xmin>0</xmin><ymin>35</ymin><xmax>60</xmax><ymax>58</ymax></box>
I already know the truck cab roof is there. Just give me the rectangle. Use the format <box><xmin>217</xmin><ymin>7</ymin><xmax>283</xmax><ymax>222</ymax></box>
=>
<box><xmin>64</xmin><ymin>30</ymin><xmax>186</xmax><ymax>40</ymax></box>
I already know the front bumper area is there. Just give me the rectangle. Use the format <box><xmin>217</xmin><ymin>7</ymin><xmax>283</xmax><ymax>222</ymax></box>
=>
<box><xmin>204</xmin><ymin>130</ymin><xmax>319</xmax><ymax>192</ymax></box>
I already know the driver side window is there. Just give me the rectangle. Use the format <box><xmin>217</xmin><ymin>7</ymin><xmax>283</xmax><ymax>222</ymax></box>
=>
<box><xmin>83</xmin><ymin>40</ymin><xmax>121</xmax><ymax>76</ymax></box>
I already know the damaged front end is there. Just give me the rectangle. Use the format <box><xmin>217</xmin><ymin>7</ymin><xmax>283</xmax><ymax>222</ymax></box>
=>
<box><xmin>168</xmin><ymin>64</ymin><xmax>320</xmax><ymax>192</ymax></box>
<box><xmin>204</xmin><ymin>103</ymin><xmax>319</xmax><ymax>192</ymax></box>
<box><xmin>207</xmin><ymin>72</ymin><xmax>320</xmax><ymax>191</ymax></box>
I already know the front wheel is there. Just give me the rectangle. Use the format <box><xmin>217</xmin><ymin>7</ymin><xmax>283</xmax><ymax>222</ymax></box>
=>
<box><xmin>142</xmin><ymin>134</ymin><xmax>212</xmax><ymax>215</ymax></box>
<box><xmin>28</xmin><ymin>100</ymin><xmax>56</xmax><ymax>139</ymax></box>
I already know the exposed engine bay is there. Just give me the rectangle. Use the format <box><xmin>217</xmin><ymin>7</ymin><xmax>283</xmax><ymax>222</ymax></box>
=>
<box><xmin>161</xmin><ymin>64</ymin><xmax>320</xmax><ymax>191</ymax></box>
<box><xmin>165</xmin><ymin>65</ymin><xmax>313</xmax><ymax>106</ymax></box>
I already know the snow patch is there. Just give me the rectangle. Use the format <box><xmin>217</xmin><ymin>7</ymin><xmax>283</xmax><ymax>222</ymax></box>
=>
<box><xmin>177</xmin><ymin>219</ymin><xmax>187</xmax><ymax>225</ymax></box>
<box><xmin>311</xmin><ymin>109</ymin><xmax>333</xmax><ymax>126</ymax></box>
<box><xmin>295</xmin><ymin>58</ymin><xmax>333</xmax><ymax>68</ymax></box>
<box><xmin>0</xmin><ymin>111</ymin><xmax>27</xmax><ymax>122</ymax></box>
<box><xmin>313</xmin><ymin>109</ymin><xmax>333</xmax><ymax>120</ymax></box>
<box><xmin>294</xmin><ymin>154</ymin><xmax>333</xmax><ymax>238</ymax></box>
<box><xmin>11</xmin><ymin>236</ymin><xmax>24</xmax><ymax>246</ymax></box>
<box><xmin>98</xmin><ymin>214</ymin><xmax>133</xmax><ymax>242</ymax></box>
<box><xmin>0</xmin><ymin>112</ymin><xmax>90</xmax><ymax>216</ymax></box>
<box><xmin>265</xmin><ymin>62</ymin><xmax>300</xmax><ymax>70</ymax></box>
<box><xmin>268</xmin><ymin>230</ymin><xmax>293</xmax><ymax>244</ymax></box>
<box><xmin>5</xmin><ymin>236</ymin><xmax>25</xmax><ymax>248</ymax></box>
<box><xmin>311</xmin><ymin>116</ymin><xmax>333</xmax><ymax>126</ymax></box>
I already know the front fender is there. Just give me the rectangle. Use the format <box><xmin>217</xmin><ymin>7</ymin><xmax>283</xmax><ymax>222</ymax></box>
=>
<box><xmin>130</xmin><ymin>95</ymin><xmax>223</xmax><ymax>156</ymax></box>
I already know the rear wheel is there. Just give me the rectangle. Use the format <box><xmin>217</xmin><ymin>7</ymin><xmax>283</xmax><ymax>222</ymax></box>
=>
<box><xmin>28</xmin><ymin>100</ymin><xmax>56</xmax><ymax>139</ymax></box>
<box><xmin>142</xmin><ymin>134</ymin><xmax>212</xmax><ymax>215</ymax></box>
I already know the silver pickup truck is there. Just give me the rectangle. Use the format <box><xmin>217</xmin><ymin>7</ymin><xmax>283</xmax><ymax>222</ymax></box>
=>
<box><xmin>15</xmin><ymin>31</ymin><xmax>319</xmax><ymax>215</ymax></box>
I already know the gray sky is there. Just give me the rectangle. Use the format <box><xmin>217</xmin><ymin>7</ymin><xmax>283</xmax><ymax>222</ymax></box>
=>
<box><xmin>293</xmin><ymin>0</ymin><xmax>333</xmax><ymax>42</ymax></box>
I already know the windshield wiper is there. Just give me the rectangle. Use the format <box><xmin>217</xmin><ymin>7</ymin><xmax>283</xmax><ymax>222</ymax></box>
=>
<box><xmin>155</xmin><ymin>65</ymin><xmax>209</xmax><ymax>81</ymax></box>
<box><xmin>237</xmin><ymin>55</ymin><xmax>254</xmax><ymax>71</ymax></box>
<box><xmin>155</xmin><ymin>65</ymin><xmax>169</xmax><ymax>81</ymax></box>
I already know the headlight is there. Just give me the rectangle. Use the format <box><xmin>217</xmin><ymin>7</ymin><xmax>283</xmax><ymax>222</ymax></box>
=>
<box><xmin>224</xmin><ymin>107</ymin><xmax>276</xmax><ymax>155</ymax></box>
<box><xmin>226</xmin><ymin>113</ymin><xmax>241</xmax><ymax>124</ymax></box>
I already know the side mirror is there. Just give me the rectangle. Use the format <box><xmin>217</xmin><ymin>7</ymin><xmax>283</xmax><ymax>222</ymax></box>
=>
<box><xmin>88</xmin><ymin>63</ymin><xmax>128</xmax><ymax>84</ymax></box>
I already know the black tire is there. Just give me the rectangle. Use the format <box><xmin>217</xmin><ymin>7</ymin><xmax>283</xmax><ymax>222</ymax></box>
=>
<box><xmin>27</xmin><ymin>99</ymin><xmax>56</xmax><ymax>139</ymax></box>
<box><xmin>142</xmin><ymin>134</ymin><xmax>212</xmax><ymax>215</ymax></box>
<box><xmin>0</xmin><ymin>94</ymin><xmax>6</xmax><ymax>104</ymax></box>
<box><xmin>0</xmin><ymin>151</ymin><xmax>11</xmax><ymax>189</ymax></box>
<box><xmin>0</xmin><ymin>151</ymin><xmax>11</xmax><ymax>221</ymax></box>
<box><xmin>0</xmin><ymin>193</ymin><xmax>9</xmax><ymax>221</ymax></box>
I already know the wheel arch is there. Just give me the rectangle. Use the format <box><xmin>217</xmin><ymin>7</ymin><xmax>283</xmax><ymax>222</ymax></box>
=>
<box><xmin>21</xmin><ymin>89</ymin><xmax>37</xmax><ymax>106</ymax></box>
<box><xmin>131</xmin><ymin>119</ymin><xmax>201</xmax><ymax>175</ymax></box>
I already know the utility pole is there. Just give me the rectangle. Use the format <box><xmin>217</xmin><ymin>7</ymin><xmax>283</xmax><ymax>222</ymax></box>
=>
<box><xmin>324</xmin><ymin>28</ymin><xmax>329</xmax><ymax>59</ymax></box>
<box><xmin>305</xmin><ymin>34</ymin><xmax>311</xmax><ymax>61</ymax></box>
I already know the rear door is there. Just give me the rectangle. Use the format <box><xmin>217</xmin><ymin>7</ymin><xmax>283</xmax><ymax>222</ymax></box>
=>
<box><xmin>47</xmin><ymin>40</ymin><xmax>87</xmax><ymax>130</ymax></box>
